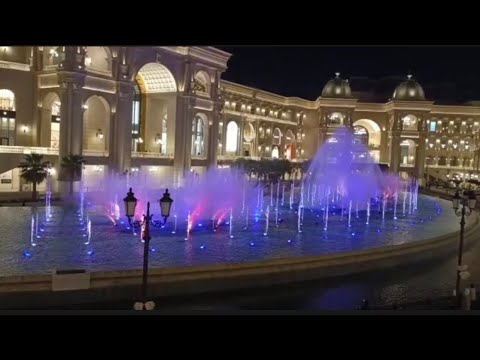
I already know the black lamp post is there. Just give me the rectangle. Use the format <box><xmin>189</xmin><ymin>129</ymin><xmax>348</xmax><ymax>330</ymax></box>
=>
<box><xmin>123</xmin><ymin>188</ymin><xmax>173</xmax><ymax>310</ymax></box>
<box><xmin>452</xmin><ymin>189</ymin><xmax>477</xmax><ymax>307</ymax></box>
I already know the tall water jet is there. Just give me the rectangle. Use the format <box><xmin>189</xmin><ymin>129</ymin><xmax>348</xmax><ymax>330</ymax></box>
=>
<box><xmin>264</xmin><ymin>205</ymin><xmax>270</xmax><ymax>236</ymax></box>
<box><xmin>185</xmin><ymin>210</ymin><xmax>192</xmax><ymax>240</ymax></box>
<box><xmin>84</xmin><ymin>218</ymin><xmax>92</xmax><ymax>245</ymax></box>
<box><xmin>348</xmin><ymin>200</ymin><xmax>352</xmax><ymax>227</ymax></box>
<box><xmin>408</xmin><ymin>186</ymin><xmax>413</xmax><ymax>215</ymax></box>
<box><xmin>382</xmin><ymin>195</ymin><xmax>386</xmax><ymax>221</ymax></box>
<box><xmin>289</xmin><ymin>182</ymin><xmax>294</xmax><ymax>209</ymax></box>
<box><xmin>393</xmin><ymin>192</ymin><xmax>398</xmax><ymax>220</ymax></box>
<box><xmin>403</xmin><ymin>188</ymin><xmax>407</xmax><ymax>216</ymax></box>
<box><xmin>114</xmin><ymin>194</ymin><xmax>120</xmax><ymax>220</ymax></box>
<box><xmin>244</xmin><ymin>206</ymin><xmax>249</xmax><ymax>230</ymax></box>
<box><xmin>366</xmin><ymin>200</ymin><xmax>370</xmax><ymax>225</ymax></box>
<box><xmin>260</xmin><ymin>186</ymin><xmax>264</xmax><ymax>211</ymax></box>
<box><xmin>270</xmin><ymin>182</ymin><xmax>274</xmax><ymax>206</ymax></box>
<box><xmin>356</xmin><ymin>201</ymin><xmax>359</xmax><ymax>219</ymax></box>
<box><xmin>297</xmin><ymin>202</ymin><xmax>302</xmax><ymax>233</ymax></box>
<box><xmin>229</xmin><ymin>208</ymin><xmax>234</xmax><ymax>238</ymax></box>
<box><xmin>257</xmin><ymin>181</ymin><xmax>261</xmax><ymax>209</ymax></box>
<box><xmin>30</xmin><ymin>208</ymin><xmax>38</xmax><ymax>247</ymax></box>
<box><xmin>275</xmin><ymin>181</ymin><xmax>280</xmax><ymax>227</ymax></box>
<box><xmin>281</xmin><ymin>183</ymin><xmax>285</xmax><ymax>206</ymax></box>
<box><xmin>413</xmin><ymin>179</ymin><xmax>418</xmax><ymax>210</ymax></box>
<box><xmin>172</xmin><ymin>213</ymin><xmax>177</xmax><ymax>234</ymax></box>
<box><xmin>242</xmin><ymin>179</ymin><xmax>246</xmax><ymax>213</ymax></box>
<box><xmin>324</xmin><ymin>187</ymin><xmax>330</xmax><ymax>231</ymax></box>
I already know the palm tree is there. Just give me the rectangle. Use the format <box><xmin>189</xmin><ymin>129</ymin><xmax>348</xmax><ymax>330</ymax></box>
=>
<box><xmin>61</xmin><ymin>154</ymin><xmax>86</xmax><ymax>195</ymax></box>
<box><xmin>19</xmin><ymin>153</ymin><xmax>49</xmax><ymax>201</ymax></box>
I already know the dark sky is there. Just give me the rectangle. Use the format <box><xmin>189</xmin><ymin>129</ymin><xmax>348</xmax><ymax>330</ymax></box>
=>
<box><xmin>217</xmin><ymin>46</ymin><xmax>480</xmax><ymax>103</ymax></box>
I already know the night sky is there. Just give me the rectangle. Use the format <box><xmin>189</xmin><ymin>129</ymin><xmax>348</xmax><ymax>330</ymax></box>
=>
<box><xmin>217</xmin><ymin>46</ymin><xmax>480</xmax><ymax>104</ymax></box>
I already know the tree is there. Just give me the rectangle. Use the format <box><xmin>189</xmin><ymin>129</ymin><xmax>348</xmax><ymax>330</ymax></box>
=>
<box><xmin>19</xmin><ymin>153</ymin><xmax>49</xmax><ymax>201</ymax></box>
<box><xmin>61</xmin><ymin>154</ymin><xmax>86</xmax><ymax>195</ymax></box>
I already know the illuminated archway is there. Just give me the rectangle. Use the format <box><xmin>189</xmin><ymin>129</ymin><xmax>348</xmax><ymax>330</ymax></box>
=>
<box><xmin>226</xmin><ymin>121</ymin><xmax>239</xmax><ymax>153</ymax></box>
<box><xmin>400</xmin><ymin>139</ymin><xmax>416</xmax><ymax>166</ymax></box>
<box><xmin>85</xmin><ymin>46</ymin><xmax>112</xmax><ymax>75</ymax></box>
<box><xmin>83</xmin><ymin>95</ymin><xmax>110</xmax><ymax>152</ymax></box>
<box><xmin>41</xmin><ymin>92</ymin><xmax>61</xmax><ymax>149</ymax></box>
<box><xmin>352</xmin><ymin>119</ymin><xmax>381</xmax><ymax>147</ymax></box>
<box><xmin>192</xmin><ymin>114</ymin><xmax>206</xmax><ymax>156</ymax></box>
<box><xmin>402</xmin><ymin>114</ymin><xmax>418</xmax><ymax>131</ymax></box>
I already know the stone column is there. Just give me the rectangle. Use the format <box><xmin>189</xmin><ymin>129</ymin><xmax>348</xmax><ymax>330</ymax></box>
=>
<box><xmin>57</xmin><ymin>71</ymin><xmax>85</xmax><ymax>180</ymax></box>
<box><xmin>110</xmin><ymin>81</ymin><xmax>134</xmax><ymax>174</ymax></box>
<box><xmin>173</xmin><ymin>94</ymin><xmax>193</xmax><ymax>186</ymax></box>
<box><xmin>390</xmin><ymin>132</ymin><xmax>401</xmax><ymax>173</ymax></box>
<box><xmin>416</xmin><ymin>136</ymin><xmax>426</xmax><ymax>186</ymax></box>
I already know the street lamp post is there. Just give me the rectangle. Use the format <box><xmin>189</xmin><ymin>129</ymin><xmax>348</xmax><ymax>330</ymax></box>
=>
<box><xmin>452</xmin><ymin>190</ymin><xmax>477</xmax><ymax>307</ymax></box>
<box><xmin>123</xmin><ymin>188</ymin><xmax>173</xmax><ymax>310</ymax></box>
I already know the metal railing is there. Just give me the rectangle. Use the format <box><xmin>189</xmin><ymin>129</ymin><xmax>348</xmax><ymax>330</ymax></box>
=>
<box><xmin>0</xmin><ymin>146</ymin><xmax>58</xmax><ymax>155</ymax></box>
<box><xmin>131</xmin><ymin>152</ymin><xmax>173</xmax><ymax>159</ymax></box>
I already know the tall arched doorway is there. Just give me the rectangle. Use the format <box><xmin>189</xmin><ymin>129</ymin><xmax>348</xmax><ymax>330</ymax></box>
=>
<box><xmin>83</xmin><ymin>95</ymin><xmax>110</xmax><ymax>153</ymax></box>
<box><xmin>132</xmin><ymin>62</ymin><xmax>177</xmax><ymax>154</ymax></box>
<box><xmin>0</xmin><ymin>89</ymin><xmax>15</xmax><ymax>146</ymax></box>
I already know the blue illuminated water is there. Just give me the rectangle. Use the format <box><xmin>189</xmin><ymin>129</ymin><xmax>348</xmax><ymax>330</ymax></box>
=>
<box><xmin>0</xmin><ymin>195</ymin><xmax>461</xmax><ymax>276</ymax></box>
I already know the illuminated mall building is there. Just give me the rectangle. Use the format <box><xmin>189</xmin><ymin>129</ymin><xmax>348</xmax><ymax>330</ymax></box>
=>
<box><xmin>0</xmin><ymin>46</ymin><xmax>479</xmax><ymax>193</ymax></box>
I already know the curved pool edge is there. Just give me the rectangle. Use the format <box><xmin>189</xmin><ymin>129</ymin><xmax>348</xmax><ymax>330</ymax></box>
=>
<box><xmin>0</xmin><ymin>211</ymin><xmax>477</xmax><ymax>309</ymax></box>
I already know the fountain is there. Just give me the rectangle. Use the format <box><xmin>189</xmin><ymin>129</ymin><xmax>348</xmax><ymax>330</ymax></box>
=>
<box><xmin>0</xmin><ymin>128</ymin><xmax>459</xmax><ymax>279</ymax></box>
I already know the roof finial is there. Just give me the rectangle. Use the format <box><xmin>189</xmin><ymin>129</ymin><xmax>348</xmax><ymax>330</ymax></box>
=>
<box><xmin>335</xmin><ymin>72</ymin><xmax>340</xmax><ymax>78</ymax></box>
<box><xmin>407</xmin><ymin>73</ymin><xmax>412</xmax><ymax>80</ymax></box>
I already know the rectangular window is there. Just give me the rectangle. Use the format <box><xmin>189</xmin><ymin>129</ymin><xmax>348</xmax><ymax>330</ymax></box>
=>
<box><xmin>429</xmin><ymin>121</ymin><xmax>436</xmax><ymax>132</ymax></box>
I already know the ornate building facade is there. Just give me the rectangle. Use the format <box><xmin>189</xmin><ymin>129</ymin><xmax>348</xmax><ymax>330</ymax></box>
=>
<box><xmin>0</xmin><ymin>46</ymin><xmax>479</xmax><ymax>193</ymax></box>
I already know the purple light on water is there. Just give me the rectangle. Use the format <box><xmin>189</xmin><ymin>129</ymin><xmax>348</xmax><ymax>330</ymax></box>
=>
<box><xmin>394</xmin><ymin>226</ymin><xmax>399</xmax><ymax>230</ymax></box>
<box><xmin>250</xmin><ymin>241</ymin><xmax>255</xmax><ymax>246</ymax></box>
<box><xmin>376</xmin><ymin>229</ymin><xmax>381</xmax><ymax>233</ymax></box>
<box><xmin>351</xmin><ymin>232</ymin><xmax>355</xmax><ymax>236</ymax></box>
<box><xmin>23</xmin><ymin>251</ymin><xmax>31</xmax><ymax>258</ymax></box>
<box><xmin>40</xmin><ymin>228</ymin><xmax>45</xmax><ymax>232</ymax></box>
<box><xmin>87</xmin><ymin>250</ymin><xmax>94</xmax><ymax>256</ymax></box>
<box><xmin>225</xmin><ymin>221</ymin><xmax>230</xmax><ymax>225</ymax></box>
<box><xmin>120</xmin><ymin>221</ymin><xmax>124</xmax><ymax>224</ymax></box>
<box><xmin>287</xmin><ymin>239</ymin><xmax>292</xmax><ymax>243</ymax></box>
<box><xmin>36</xmin><ymin>235</ymin><xmax>40</xmax><ymax>239</ymax></box>
<box><xmin>200</xmin><ymin>245</ymin><xmax>206</xmax><ymax>250</ymax></box>
<box><xmin>126</xmin><ymin>226</ymin><xmax>131</xmax><ymax>230</ymax></box>
<box><xmin>150</xmin><ymin>248</ymin><xmax>156</xmax><ymax>252</ymax></box>
<box><xmin>198</xmin><ymin>223</ymin><xmax>203</xmax><ymax>227</ymax></box>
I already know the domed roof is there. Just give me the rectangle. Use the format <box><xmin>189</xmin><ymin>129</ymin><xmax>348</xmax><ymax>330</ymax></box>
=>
<box><xmin>392</xmin><ymin>74</ymin><xmax>426</xmax><ymax>101</ymax></box>
<box><xmin>321</xmin><ymin>72</ymin><xmax>352</xmax><ymax>99</ymax></box>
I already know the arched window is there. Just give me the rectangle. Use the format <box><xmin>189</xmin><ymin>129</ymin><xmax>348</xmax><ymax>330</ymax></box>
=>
<box><xmin>243</xmin><ymin>123</ymin><xmax>255</xmax><ymax>143</ymax></box>
<box><xmin>0</xmin><ymin>89</ymin><xmax>16</xmax><ymax>146</ymax></box>
<box><xmin>193</xmin><ymin>71</ymin><xmax>210</xmax><ymax>97</ymax></box>
<box><xmin>259</xmin><ymin>124</ymin><xmax>265</xmax><ymax>139</ymax></box>
<box><xmin>226</xmin><ymin>121</ymin><xmax>239</xmax><ymax>153</ymax></box>
<box><xmin>400</xmin><ymin>139</ymin><xmax>416</xmax><ymax>166</ymax></box>
<box><xmin>50</xmin><ymin>47</ymin><xmax>65</xmax><ymax>66</ymax></box>
<box><xmin>0</xmin><ymin>89</ymin><xmax>15</xmax><ymax>111</ymax></box>
<box><xmin>402</xmin><ymin>114</ymin><xmax>418</xmax><ymax>131</ymax></box>
<box><xmin>273</xmin><ymin>128</ymin><xmax>282</xmax><ymax>145</ymax></box>
<box><xmin>192</xmin><ymin>115</ymin><xmax>205</xmax><ymax>156</ymax></box>
<box><xmin>328</xmin><ymin>112</ymin><xmax>345</xmax><ymax>127</ymax></box>
<box><xmin>353</xmin><ymin>126</ymin><xmax>369</xmax><ymax>145</ymax></box>
<box><xmin>85</xmin><ymin>46</ymin><xmax>112</xmax><ymax>75</ymax></box>
<box><xmin>161</xmin><ymin>114</ymin><xmax>168</xmax><ymax>154</ymax></box>
<box><xmin>131</xmin><ymin>81</ymin><xmax>142</xmax><ymax>152</ymax></box>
